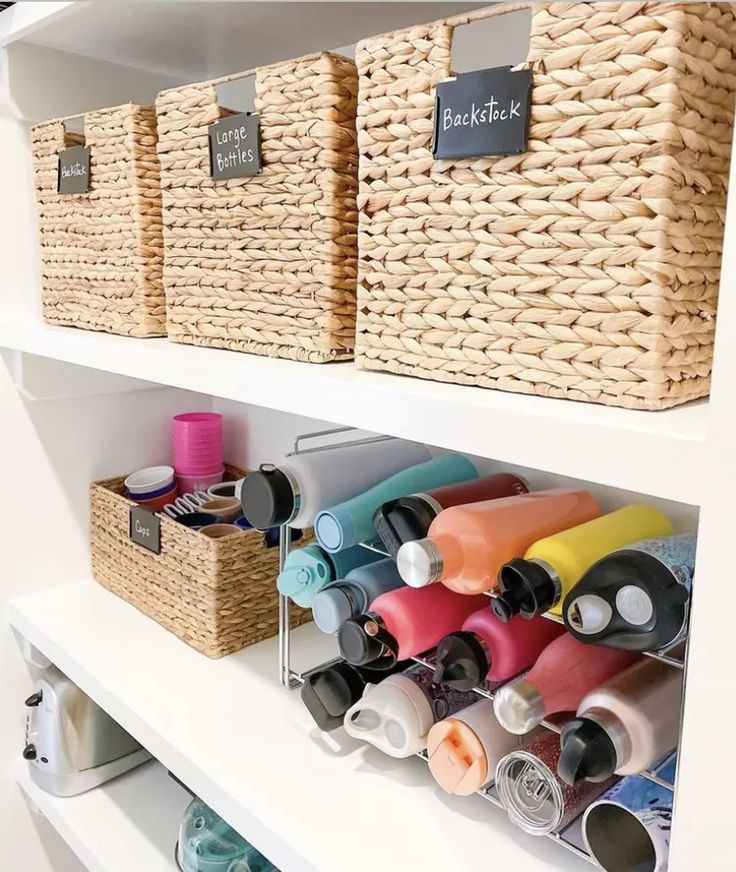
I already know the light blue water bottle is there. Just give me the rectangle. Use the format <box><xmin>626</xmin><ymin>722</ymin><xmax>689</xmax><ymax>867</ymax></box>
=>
<box><xmin>314</xmin><ymin>454</ymin><xmax>479</xmax><ymax>553</ymax></box>
<box><xmin>311</xmin><ymin>557</ymin><xmax>405</xmax><ymax>634</ymax></box>
<box><xmin>277</xmin><ymin>542</ymin><xmax>383</xmax><ymax>608</ymax></box>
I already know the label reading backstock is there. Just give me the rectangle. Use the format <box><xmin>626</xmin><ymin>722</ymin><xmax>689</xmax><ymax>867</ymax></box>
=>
<box><xmin>129</xmin><ymin>506</ymin><xmax>161</xmax><ymax>555</ymax></box>
<box><xmin>208</xmin><ymin>112</ymin><xmax>261</xmax><ymax>179</ymax></box>
<box><xmin>433</xmin><ymin>66</ymin><xmax>532</xmax><ymax>160</ymax></box>
<box><xmin>57</xmin><ymin>146</ymin><xmax>91</xmax><ymax>194</ymax></box>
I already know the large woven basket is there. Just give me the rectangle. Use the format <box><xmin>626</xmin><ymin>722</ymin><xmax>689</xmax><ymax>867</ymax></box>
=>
<box><xmin>155</xmin><ymin>52</ymin><xmax>359</xmax><ymax>362</ymax></box>
<box><xmin>90</xmin><ymin>468</ymin><xmax>309</xmax><ymax>658</ymax></box>
<box><xmin>31</xmin><ymin>104</ymin><xmax>166</xmax><ymax>337</ymax></box>
<box><xmin>355</xmin><ymin>3</ymin><xmax>736</xmax><ymax>410</ymax></box>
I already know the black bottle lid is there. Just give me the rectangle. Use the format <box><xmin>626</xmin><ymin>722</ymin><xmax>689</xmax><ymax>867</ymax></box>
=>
<box><xmin>301</xmin><ymin>662</ymin><xmax>367</xmax><ymax>731</ymax></box>
<box><xmin>240</xmin><ymin>466</ymin><xmax>295</xmax><ymax>528</ymax></box>
<box><xmin>373</xmin><ymin>495</ymin><xmax>438</xmax><ymax>558</ymax></box>
<box><xmin>558</xmin><ymin>717</ymin><xmax>618</xmax><ymax>785</ymax></box>
<box><xmin>493</xmin><ymin>558</ymin><xmax>558</xmax><ymax>623</ymax></box>
<box><xmin>433</xmin><ymin>631</ymin><xmax>489</xmax><ymax>690</ymax></box>
<box><xmin>337</xmin><ymin>615</ymin><xmax>398</xmax><ymax>669</ymax></box>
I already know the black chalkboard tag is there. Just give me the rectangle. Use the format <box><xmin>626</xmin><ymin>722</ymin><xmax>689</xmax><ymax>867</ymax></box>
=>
<box><xmin>433</xmin><ymin>66</ymin><xmax>532</xmax><ymax>160</ymax></box>
<box><xmin>129</xmin><ymin>506</ymin><xmax>161</xmax><ymax>554</ymax></box>
<box><xmin>209</xmin><ymin>112</ymin><xmax>261</xmax><ymax>180</ymax></box>
<box><xmin>57</xmin><ymin>145</ymin><xmax>91</xmax><ymax>194</ymax></box>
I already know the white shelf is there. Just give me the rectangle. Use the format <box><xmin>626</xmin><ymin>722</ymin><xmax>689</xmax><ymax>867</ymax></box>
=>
<box><xmin>17</xmin><ymin>759</ymin><xmax>189</xmax><ymax>872</ymax></box>
<box><xmin>8</xmin><ymin>580</ymin><xmax>590</xmax><ymax>872</ymax></box>
<box><xmin>1</xmin><ymin>1</ymin><xmax>480</xmax><ymax>79</ymax></box>
<box><xmin>0</xmin><ymin>319</ymin><xmax>706</xmax><ymax>504</ymax></box>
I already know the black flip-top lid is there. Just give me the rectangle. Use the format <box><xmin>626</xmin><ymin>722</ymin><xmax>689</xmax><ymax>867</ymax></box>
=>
<box><xmin>558</xmin><ymin>717</ymin><xmax>618</xmax><ymax>785</ymax></box>
<box><xmin>301</xmin><ymin>662</ymin><xmax>367</xmax><ymax>731</ymax></box>
<box><xmin>240</xmin><ymin>466</ymin><xmax>295</xmax><ymax>528</ymax></box>
<box><xmin>433</xmin><ymin>631</ymin><xmax>489</xmax><ymax>690</ymax></box>
<box><xmin>493</xmin><ymin>558</ymin><xmax>558</xmax><ymax>623</ymax></box>
<box><xmin>337</xmin><ymin>615</ymin><xmax>398</xmax><ymax>669</ymax></box>
<box><xmin>373</xmin><ymin>495</ymin><xmax>438</xmax><ymax>558</ymax></box>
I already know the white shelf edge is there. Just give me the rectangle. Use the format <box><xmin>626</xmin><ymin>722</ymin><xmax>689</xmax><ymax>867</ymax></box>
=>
<box><xmin>0</xmin><ymin>320</ymin><xmax>706</xmax><ymax>504</ymax></box>
<box><xmin>17</xmin><ymin>759</ymin><xmax>188</xmax><ymax>872</ymax></box>
<box><xmin>8</xmin><ymin>579</ymin><xmax>590</xmax><ymax>872</ymax></box>
<box><xmin>0</xmin><ymin>2</ymin><xmax>82</xmax><ymax>47</ymax></box>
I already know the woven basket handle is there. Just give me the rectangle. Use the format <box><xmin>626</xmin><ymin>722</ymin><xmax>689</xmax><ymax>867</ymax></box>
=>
<box><xmin>442</xmin><ymin>2</ymin><xmax>536</xmax><ymax>67</ymax></box>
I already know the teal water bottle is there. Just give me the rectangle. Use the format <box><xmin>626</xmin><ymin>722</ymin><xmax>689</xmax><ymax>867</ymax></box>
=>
<box><xmin>277</xmin><ymin>542</ymin><xmax>383</xmax><ymax>608</ymax></box>
<box><xmin>314</xmin><ymin>454</ymin><xmax>479</xmax><ymax>553</ymax></box>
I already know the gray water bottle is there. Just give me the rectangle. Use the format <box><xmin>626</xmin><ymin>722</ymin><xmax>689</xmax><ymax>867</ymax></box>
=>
<box><xmin>311</xmin><ymin>557</ymin><xmax>405</xmax><ymax>634</ymax></box>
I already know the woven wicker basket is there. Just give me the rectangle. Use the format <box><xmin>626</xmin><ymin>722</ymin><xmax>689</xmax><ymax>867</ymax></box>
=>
<box><xmin>355</xmin><ymin>3</ymin><xmax>736</xmax><ymax>410</ymax></box>
<box><xmin>155</xmin><ymin>52</ymin><xmax>359</xmax><ymax>362</ymax></box>
<box><xmin>90</xmin><ymin>468</ymin><xmax>309</xmax><ymax>658</ymax></box>
<box><xmin>31</xmin><ymin>104</ymin><xmax>166</xmax><ymax>337</ymax></box>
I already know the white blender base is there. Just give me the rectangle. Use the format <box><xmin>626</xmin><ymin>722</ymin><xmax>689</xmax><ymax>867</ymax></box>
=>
<box><xmin>29</xmin><ymin>747</ymin><xmax>152</xmax><ymax>797</ymax></box>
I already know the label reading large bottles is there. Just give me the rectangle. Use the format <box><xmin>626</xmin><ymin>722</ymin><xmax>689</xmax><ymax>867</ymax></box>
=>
<box><xmin>432</xmin><ymin>67</ymin><xmax>532</xmax><ymax>160</ymax></box>
<box><xmin>129</xmin><ymin>506</ymin><xmax>161</xmax><ymax>554</ymax></box>
<box><xmin>208</xmin><ymin>112</ymin><xmax>261</xmax><ymax>179</ymax></box>
<box><xmin>57</xmin><ymin>146</ymin><xmax>91</xmax><ymax>194</ymax></box>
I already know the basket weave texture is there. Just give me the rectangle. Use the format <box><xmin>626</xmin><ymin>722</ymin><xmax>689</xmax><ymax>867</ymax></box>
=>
<box><xmin>355</xmin><ymin>2</ymin><xmax>736</xmax><ymax>409</ymax></box>
<box><xmin>90</xmin><ymin>469</ymin><xmax>309</xmax><ymax>658</ymax></box>
<box><xmin>155</xmin><ymin>52</ymin><xmax>359</xmax><ymax>362</ymax></box>
<box><xmin>31</xmin><ymin>104</ymin><xmax>166</xmax><ymax>337</ymax></box>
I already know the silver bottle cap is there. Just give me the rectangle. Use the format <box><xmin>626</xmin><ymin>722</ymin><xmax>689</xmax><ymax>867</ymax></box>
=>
<box><xmin>396</xmin><ymin>539</ymin><xmax>444</xmax><ymax>588</ymax></box>
<box><xmin>493</xmin><ymin>679</ymin><xmax>545</xmax><ymax>735</ymax></box>
<box><xmin>495</xmin><ymin>751</ymin><xmax>564</xmax><ymax>835</ymax></box>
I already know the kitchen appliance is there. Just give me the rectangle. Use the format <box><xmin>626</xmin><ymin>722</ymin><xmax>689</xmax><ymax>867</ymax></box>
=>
<box><xmin>23</xmin><ymin>664</ymin><xmax>150</xmax><ymax>796</ymax></box>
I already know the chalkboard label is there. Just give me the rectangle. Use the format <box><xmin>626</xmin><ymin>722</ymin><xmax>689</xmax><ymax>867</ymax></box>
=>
<box><xmin>129</xmin><ymin>506</ymin><xmax>161</xmax><ymax>554</ymax></box>
<box><xmin>57</xmin><ymin>145</ymin><xmax>91</xmax><ymax>194</ymax></box>
<box><xmin>209</xmin><ymin>112</ymin><xmax>261</xmax><ymax>180</ymax></box>
<box><xmin>433</xmin><ymin>66</ymin><xmax>532</xmax><ymax>160</ymax></box>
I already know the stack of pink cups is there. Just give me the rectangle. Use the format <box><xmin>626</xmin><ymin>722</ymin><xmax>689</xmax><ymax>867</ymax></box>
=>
<box><xmin>172</xmin><ymin>412</ymin><xmax>224</xmax><ymax>494</ymax></box>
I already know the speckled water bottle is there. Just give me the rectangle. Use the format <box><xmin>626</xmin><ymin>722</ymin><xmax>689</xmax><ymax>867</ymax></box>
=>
<box><xmin>563</xmin><ymin>533</ymin><xmax>696</xmax><ymax>652</ymax></box>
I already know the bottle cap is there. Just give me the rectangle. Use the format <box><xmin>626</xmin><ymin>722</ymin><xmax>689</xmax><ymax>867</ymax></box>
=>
<box><xmin>311</xmin><ymin>586</ymin><xmax>356</xmax><ymax>635</ymax></box>
<box><xmin>493</xmin><ymin>558</ymin><xmax>558</xmax><ymax>623</ymax></box>
<box><xmin>277</xmin><ymin>544</ymin><xmax>334</xmax><ymax>608</ymax></box>
<box><xmin>314</xmin><ymin>506</ymin><xmax>355</xmax><ymax>554</ymax></box>
<box><xmin>300</xmin><ymin>663</ymin><xmax>367</xmax><ymax>731</ymax></box>
<box><xmin>240</xmin><ymin>466</ymin><xmax>295</xmax><ymax>528</ymax></box>
<box><xmin>337</xmin><ymin>615</ymin><xmax>398</xmax><ymax>668</ymax></box>
<box><xmin>493</xmin><ymin>678</ymin><xmax>545</xmax><ymax>734</ymax></box>
<box><xmin>373</xmin><ymin>495</ymin><xmax>438</xmax><ymax>558</ymax></box>
<box><xmin>396</xmin><ymin>539</ymin><xmax>444</xmax><ymax>588</ymax></box>
<box><xmin>558</xmin><ymin>717</ymin><xmax>618</xmax><ymax>785</ymax></box>
<box><xmin>564</xmin><ymin>594</ymin><xmax>614</xmax><ymax>636</ymax></box>
<box><xmin>433</xmin><ymin>632</ymin><xmax>489</xmax><ymax>690</ymax></box>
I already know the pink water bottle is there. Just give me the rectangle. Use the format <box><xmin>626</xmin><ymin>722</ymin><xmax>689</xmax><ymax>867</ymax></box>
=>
<box><xmin>434</xmin><ymin>607</ymin><xmax>564</xmax><ymax>690</ymax></box>
<box><xmin>337</xmin><ymin>585</ymin><xmax>488</xmax><ymax>669</ymax></box>
<box><xmin>493</xmin><ymin>633</ymin><xmax>639</xmax><ymax>734</ymax></box>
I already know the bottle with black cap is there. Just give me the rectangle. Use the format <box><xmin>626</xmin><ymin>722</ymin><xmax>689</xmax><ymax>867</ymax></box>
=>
<box><xmin>493</xmin><ymin>505</ymin><xmax>673</xmax><ymax>624</ymax></box>
<box><xmin>374</xmin><ymin>472</ymin><xmax>528</xmax><ymax>558</ymax></box>
<box><xmin>557</xmin><ymin>658</ymin><xmax>683</xmax><ymax>785</ymax></box>
<box><xmin>433</xmin><ymin>606</ymin><xmax>563</xmax><ymax>690</ymax></box>
<box><xmin>300</xmin><ymin>660</ymin><xmax>411</xmax><ymax>732</ymax></box>
<box><xmin>563</xmin><ymin>533</ymin><xmax>696</xmax><ymax>652</ymax></box>
<box><xmin>337</xmin><ymin>583</ymin><xmax>487</xmax><ymax>669</ymax></box>
<box><xmin>239</xmin><ymin>439</ymin><xmax>430</xmax><ymax>529</ymax></box>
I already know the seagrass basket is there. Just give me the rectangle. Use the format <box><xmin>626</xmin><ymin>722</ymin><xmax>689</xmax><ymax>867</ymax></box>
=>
<box><xmin>155</xmin><ymin>52</ymin><xmax>359</xmax><ymax>362</ymax></box>
<box><xmin>31</xmin><ymin>104</ymin><xmax>166</xmax><ymax>337</ymax></box>
<box><xmin>90</xmin><ymin>467</ymin><xmax>309</xmax><ymax>658</ymax></box>
<box><xmin>355</xmin><ymin>2</ymin><xmax>736</xmax><ymax>409</ymax></box>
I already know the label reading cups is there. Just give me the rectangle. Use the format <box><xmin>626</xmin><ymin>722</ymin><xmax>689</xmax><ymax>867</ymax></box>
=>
<box><xmin>129</xmin><ymin>506</ymin><xmax>161</xmax><ymax>554</ymax></box>
<box><xmin>57</xmin><ymin>146</ymin><xmax>90</xmax><ymax>194</ymax></box>
<box><xmin>432</xmin><ymin>66</ymin><xmax>532</xmax><ymax>160</ymax></box>
<box><xmin>209</xmin><ymin>112</ymin><xmax>261</xmax><ymax>179</ymax></box>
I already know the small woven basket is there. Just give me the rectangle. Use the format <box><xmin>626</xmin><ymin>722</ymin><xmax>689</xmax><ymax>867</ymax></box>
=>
<box><xmin>355</xmin><ymin>2</ymin><xmax>736</xmax><ymax>409</ymax></box>
<box><xmin>90</xmin><ymin>467</ymin><xmax>309</xmax><ymax>658</ymax></box>
<box><xmin>31</xmin><ymin>103</ymin><xmax>166</xmax><ymax>337</ymax></box>
<box><xmin>155</xmin><ymin>52</ymin><xmax>359</xmax><ymax>362</ymax></box>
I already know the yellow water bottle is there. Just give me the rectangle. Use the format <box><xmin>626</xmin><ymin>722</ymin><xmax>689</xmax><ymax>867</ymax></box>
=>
<box><xmin>492</xmin><ymin>505</ymin><xmax>673</xmax><ymax>622</ymax></box>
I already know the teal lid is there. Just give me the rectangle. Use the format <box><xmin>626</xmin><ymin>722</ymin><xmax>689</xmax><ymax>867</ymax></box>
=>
<box><xmin>276</xmin><ymin>544</ymin><xmax>334</xmax><ymax>608</ymax></box>
<box><xmin>176</xmin><ymin>799</ymin><xmax>279</xmax><ymax>872</ymax></box>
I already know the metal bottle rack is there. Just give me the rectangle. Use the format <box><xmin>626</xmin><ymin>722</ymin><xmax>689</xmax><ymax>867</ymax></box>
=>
<box><xmin>276</xmin><ymin>427</ymin><xmax>682</xmax><ymax>867</ymax></box>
